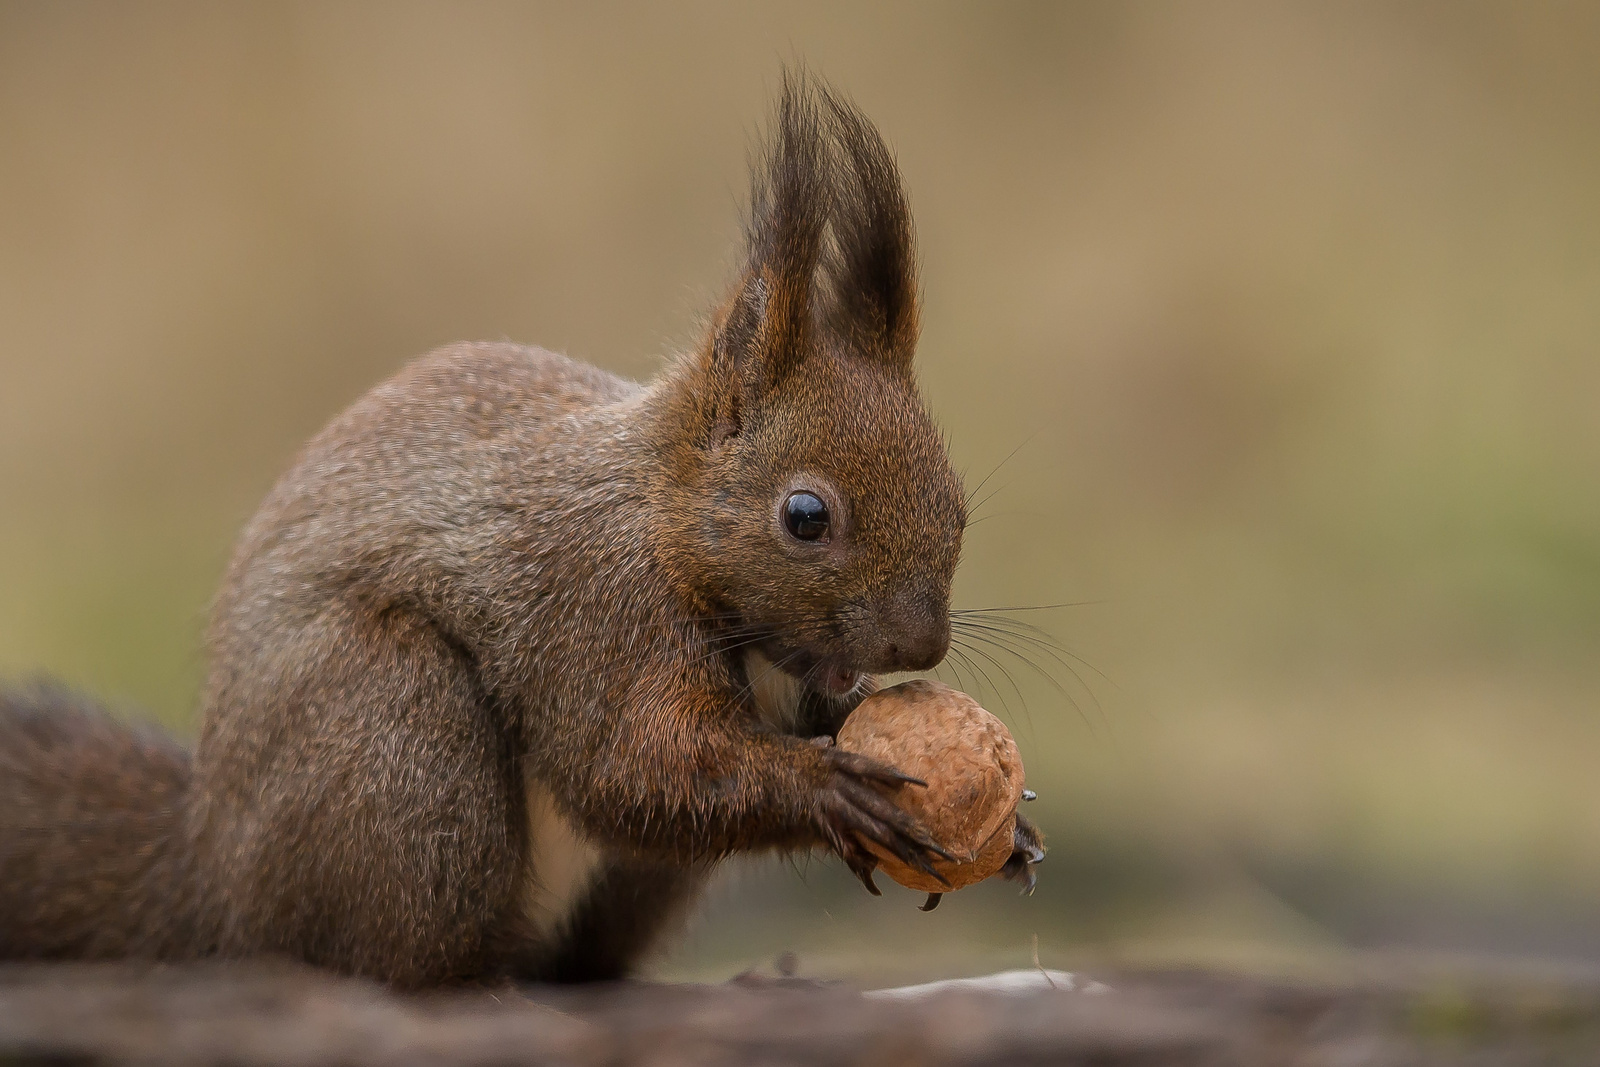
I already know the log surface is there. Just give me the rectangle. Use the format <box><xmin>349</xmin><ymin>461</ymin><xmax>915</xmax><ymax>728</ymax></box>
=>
<box><xmin>3</xmin><ymin>960</ymin><xmax>1599</xmax><ymax>1065</ymax></box>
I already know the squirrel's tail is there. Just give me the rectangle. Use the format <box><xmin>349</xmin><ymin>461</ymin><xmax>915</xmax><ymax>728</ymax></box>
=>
<box><xmin>0</xmin><ymin>685</ymin><xmax>196</xmax><ymax>959</ymax></box>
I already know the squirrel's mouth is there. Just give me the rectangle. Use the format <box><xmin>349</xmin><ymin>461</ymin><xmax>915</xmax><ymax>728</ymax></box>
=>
<box><xmin>753</xmin><ymin>639</ymin><xmax>863</xmax><ymax>697</ymax></box>
<box><xmin>813</xmin><ymin>661</ymin><xmax>863</xmax><ymax>696</ymax></box>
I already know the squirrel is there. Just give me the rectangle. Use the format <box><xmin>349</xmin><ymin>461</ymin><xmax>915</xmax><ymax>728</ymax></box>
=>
<box><xmin>0</xmin><ymin>73</ymin><xmax>1044</xmax><ymax>988</ymax></box>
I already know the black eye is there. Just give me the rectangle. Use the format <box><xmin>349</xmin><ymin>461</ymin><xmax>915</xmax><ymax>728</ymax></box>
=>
<box><xmin>782</xmin><ymin>491</ymin><xmax>830</xmax><ymax>542</ymax></box>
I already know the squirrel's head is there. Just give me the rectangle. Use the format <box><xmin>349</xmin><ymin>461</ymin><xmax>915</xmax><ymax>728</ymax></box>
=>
<box><xmin>657</xmin><ymin>73</ymin><xmax>965</xmax><ymax>698</ymax></box>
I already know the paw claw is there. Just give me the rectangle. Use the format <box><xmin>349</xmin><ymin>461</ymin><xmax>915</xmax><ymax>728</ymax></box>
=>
<box><xmin>848</xmin><ymin>861</ymin><xmax>882</xmax><ymax>896</ymax></box>
<box><xmin>907</xmin><ymin>851</ymin><xmax>954</xmax><ymax>888</ymax></box>
<box><xmin>997</xmin><ymin>810</ymin><xmax>1046</xmax><ymax>891</ymax></box>
<box><xmin>814</xmin><ymin>746</ymin><xmax>948</xmax><ymax>895</ymax></box>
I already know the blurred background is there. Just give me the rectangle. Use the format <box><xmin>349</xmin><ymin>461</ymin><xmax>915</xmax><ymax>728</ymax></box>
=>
<box><xmin>3</xmin><ymin>1</ymin><xmax>1598</xmax><ymax>984</ymax></box>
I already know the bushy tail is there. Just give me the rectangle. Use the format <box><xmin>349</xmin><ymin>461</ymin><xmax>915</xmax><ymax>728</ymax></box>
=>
<box><xmin>0</xmin><ymin>685</ymin><xmax>195</xmax><ymax>959</ymax></box>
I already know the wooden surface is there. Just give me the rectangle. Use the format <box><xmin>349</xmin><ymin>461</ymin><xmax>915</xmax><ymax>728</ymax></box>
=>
<box><xmin>3</xmin><ymin>959</ymin><xmax>1600</xmax><ymax>1065</ymax></box>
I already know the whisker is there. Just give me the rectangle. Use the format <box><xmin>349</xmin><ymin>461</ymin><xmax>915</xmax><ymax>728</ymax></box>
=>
<box><xmin>939</xmin><ymin>645</ymin><xmax>980</xmax><ymax>698</ymax></box>
<box><xmin>963</xmin><ymin>479</ymin><xmax>1013</xmax><ymax>528</ymax></box>
<box><xmin>947</xmin><ymin>636</ymin><xmax>1020</xmax><ymax>725</ymax></box>
<box><xmin>940</xmin><ymin>643</ymin><xmax>992</xmax><ymax>710</ymax></box>
<box><xmin>718</xmin><ymin>643</ymin><xmax>811</xmax><ymax>719</ymax></box>
<box><xmin>953</xmin><ymin>617</ymin><xmax>1119</xmax><ymax>693</ymax></box>
<box><xmin>954</xmin><ymin>619</ymin><xmax>1099</xmax><ymax>698</ymax></box>
<box><xmin>932</xmin><ymin>654</ymin><xmax>973</xmax><ymax>697</ymax></box>
<box><xmin>606</xmin><ymin>629</ymin><xmax>773</xmax><ymax>680</ymax></box>
<box><xmin>950</xmin><ymin>635</ymin><xmax>1034</xmax><ymax>737</ymax></box>
<box><xmin>952</xmin><ymin>625</ymin><xmax>1104</xmax><ymax>737</ymax></box>
<box><xmin>557</xmin><ymin>610</ymin><xmax>751</xmax><ymax>641</ymax></box>
<box><xmin>962</xmin><ymin>428</ymin><xmax>1042</xmax><ymax>514</ymax></box>
<box><xmin>951</xmin><ymin>602</ymin><xmax>1104</xmax><ymax>615</ymax></box>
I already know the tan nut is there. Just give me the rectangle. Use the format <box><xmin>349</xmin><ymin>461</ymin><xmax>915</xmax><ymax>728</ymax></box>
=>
<box><xmin>835</xmin><ymin>679</ymin><xmax>1024</xmax><ymax>892</ymax></box>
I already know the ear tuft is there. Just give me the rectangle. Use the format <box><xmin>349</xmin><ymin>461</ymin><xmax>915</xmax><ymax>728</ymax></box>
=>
<box><xmin>722</xmin><ymin>70</ymin><xmax>831</xmax><ymax>393</ymax></box>
<box><xmin>820</xmin><ymin>86</ymin><xmax>920</xmax><ymax>363</ymax></box>
<box><xmin>710</xmin><ymin>67</ymin><xmax>919</xmax><ymax>418</ymax></box>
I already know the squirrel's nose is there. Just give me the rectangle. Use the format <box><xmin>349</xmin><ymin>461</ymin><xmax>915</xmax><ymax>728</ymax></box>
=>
<box><xmin>884</xmin><ymin>631</ymin><xmax>948</xmax><ymax>672</ymax></box>
<box><xmin>879</xmin><ymin>593</ymin><xmax>951</xmax><ymax>672</ymax></box>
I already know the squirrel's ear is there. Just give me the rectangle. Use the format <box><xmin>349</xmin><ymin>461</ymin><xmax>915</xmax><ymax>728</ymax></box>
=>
<box><xmin>820</xmin><ymin>87</ymin><xmax>919</xmax><ymax>369</ymax></box>
<box><xmin>710</xmin><ymin>72</ymin><xmax>830</xmax><ymax>415</ymax></box>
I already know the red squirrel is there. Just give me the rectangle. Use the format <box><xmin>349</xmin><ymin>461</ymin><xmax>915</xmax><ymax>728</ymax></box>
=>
<box><xmin>1</xmin><ymin>73</ymin><xmax>1043</xmax><ymax>987</ymax></box>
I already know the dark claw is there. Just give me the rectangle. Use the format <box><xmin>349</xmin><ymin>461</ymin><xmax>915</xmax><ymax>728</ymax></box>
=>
<box><xmin>853</xmin><ymin>764</ymin><xmax>927</xmax><ymax>789</ymax></box>
<box><xmin>1001</xmin><ymin>857</ymin><xmax>1038</xmax><ymax>895</ymax></box>
<box><xmin>883</xmin><ymin>818</ymin><xmax>956</xmax><ymax>865</ymax></box>
<box><xmin>919</xmin><ymin>893</ymin><xmax>942</xmax><ymax>912</ymax></box>
<box><xmin>848</xmin><ymin>860</ymin><xmax>882</xmax><ymax>896</ymax></box>
<box><xmin>885</xmin><ymin>770</ymin><xmax>929</xmax><ymax>788</ymax></box>
<box><xmin>829</xmin><ymin>749</ymin><xmax>928</xmax><ymax>789</ymax></box>
<box><xmin>998</xmin><ymin>811</ymin><xmax>1046</xmax><ymax>894</ymax></box>
<box><xmin>906</xmin><ymin>850</ymin><xmax>954</xmax><ymax>889</ymax></box>
<box><xmin>814</xmin><ymin>745</ymin><xmax>950</xmax><ymax>897</ymax></box>
<box><xmin>903</xmin><ymin>830</ymin><xmax>956</xmax><ymax>868</ymax></box>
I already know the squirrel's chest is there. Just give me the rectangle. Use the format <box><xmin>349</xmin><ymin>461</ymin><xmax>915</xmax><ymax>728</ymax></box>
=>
<box><xmin>743</xmin><ymin>649</ymin><xmax>806</xmax><ymax>735</ymax></box>
<box><xmin>518</xmin><ymin>781</ymin><xmax>605</xmax><ymax>941</ymax></box>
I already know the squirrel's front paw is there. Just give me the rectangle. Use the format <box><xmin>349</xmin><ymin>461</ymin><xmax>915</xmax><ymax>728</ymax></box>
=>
<box><xmin>811</xmin><ymin>747</ymin><xmax>953</xmax><ymax>895</ymax></box>
<box><xmin>998</xmin><ymin>810</ymin><xmax>1046</xmax><ymax>894</ymax></box>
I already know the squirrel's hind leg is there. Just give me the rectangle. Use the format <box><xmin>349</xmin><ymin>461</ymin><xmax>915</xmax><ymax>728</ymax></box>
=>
<box><xmin>193</xmin><ymin>606</ymin><xmax>525</xmax><ymax>988</ymax></box>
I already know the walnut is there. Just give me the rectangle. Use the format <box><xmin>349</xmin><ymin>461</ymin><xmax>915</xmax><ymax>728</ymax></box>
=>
<box><xmin>835</xmin><ymin>679</ymin><xmax>1025</xmax><ymax>892</ymax></box>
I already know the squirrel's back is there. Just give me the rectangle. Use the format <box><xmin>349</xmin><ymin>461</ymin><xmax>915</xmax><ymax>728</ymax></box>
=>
<box><xmin>208</xmin><ymin>339</ymin><xmax>653</xmax><ymax>682</ymax></box>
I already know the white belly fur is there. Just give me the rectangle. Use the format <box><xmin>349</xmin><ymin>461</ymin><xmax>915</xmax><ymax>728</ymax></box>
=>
<box><xmin>520</xmin><ymin>781</ymin><xmax>605</xmax><ymax>941</ymax></box>
<box><xmin>518</xmin><ymin>652</ymin><xmax>800</xmax><ymax>940</ymax></box>
<box><xmin>744</xmin><ymin>648</ymin><xmax>806</xmax><ymax>735</ymax></box>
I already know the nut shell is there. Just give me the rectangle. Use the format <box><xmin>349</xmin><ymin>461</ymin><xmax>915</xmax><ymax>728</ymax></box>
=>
<box><xmin>835</xmin><ymin>680</ymin><xmax>1024</xmax><ymax>892</ymax></box>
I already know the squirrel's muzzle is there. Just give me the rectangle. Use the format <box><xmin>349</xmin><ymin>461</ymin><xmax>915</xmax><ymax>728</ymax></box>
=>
<box><xmin>876</xmin><ymin>592</ymin><xmax>951</xmax><ymax>672</ymax></box>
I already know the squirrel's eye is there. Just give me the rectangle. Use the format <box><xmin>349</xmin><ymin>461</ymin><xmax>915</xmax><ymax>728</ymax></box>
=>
<box><xmin>782</xmin><ymin>491</ymin><xmax>830</xmax><ymax>542</ymax></box>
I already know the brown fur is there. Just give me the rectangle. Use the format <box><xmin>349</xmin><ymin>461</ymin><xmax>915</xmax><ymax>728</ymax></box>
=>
<box><xmin>0</xmin><ymin>73</ymin><xmax>1024</xmax><ymax>987</ymax></box>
